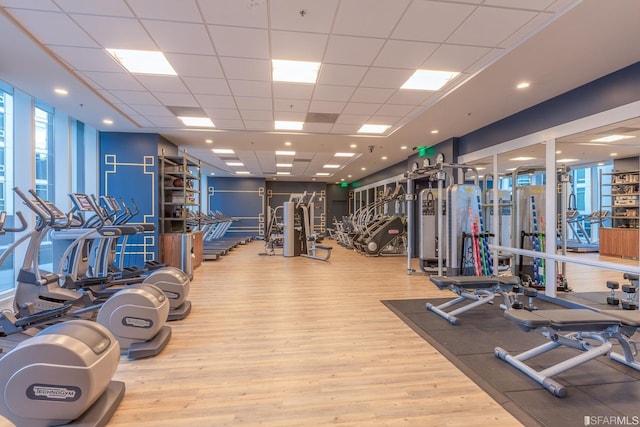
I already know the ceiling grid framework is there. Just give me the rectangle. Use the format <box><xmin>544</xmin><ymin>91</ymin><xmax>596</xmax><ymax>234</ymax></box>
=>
<box><xmin>3</xmin><ymin>0</ymin><xmax>640</xmax><ymax>181</ymax></box>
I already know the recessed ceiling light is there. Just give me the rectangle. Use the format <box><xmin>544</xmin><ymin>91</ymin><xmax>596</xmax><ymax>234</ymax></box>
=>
<box><xmin>341</xmin><ymin>179</ymin><xmax>345</xmax><ymax>182</ymax></box>
<box><xmin>323</xmin><ymin>164</ymin><xmax>340</xmax><ymax>169</ymax></box>
<box><xmin>335</xmin><ymin>152</ymin><xmax>355</xmax><ymax>157</ymax></box>
<box><xmin>591</xmin><ymin>135</ymin><xmax>636</xmax><ymax>142</ymax></box>
<box><xmin>598</xmin><ymin>162</ymin><xmax>605</xmax><ymax>166</ymax></box>
<box><xmin>431</xmin><ymin>130</ymin><xmax>438</xmax><ymax>134</ymax></box>
<box><xmin>272</xmin><ymin>59</ymin><xmax>321</xmax><ymax>83</ymax></box>
<box><xmin>348</xmin><ymin>175</ymin><xmax>352</xmax><ymax>178</ymax></box>
<box><xmin>556</xmin><ymin>158</ymin><xmax>579</xmax><ymax>163</ymax></box>
<box><xmin>315</xmin><ymin>172</ymin><xmax>331</xmax><ymax>176</ymax></box>
<box><xmin>236</xmin><ymin>171</ymin><xmax>251</xmax><ymax>175</ymax></box>
<box><xmin>401</xmin><ymin>146</ymin><xmax>407</xmax><ymax>150</ymax></box>
<box><xmin>475</xmin><ymin>167</ymin><xmax>486</xmax><ymax>171</ymax></box>
<box><xmin>556</xmin><ymin>150</ymin><xmax>562</xmax><ymax>154</ymax></box>
<box><xmin>516</xmin><ymin>81</ymin><xmax>530</xmax><ymax>89</ymax></box>
<box><xmin>54</xmin><ymin>88</ymin><xmax>68</xmax><ymax>95</ymax></box>
<box><xmin>284</xmin><ymin>141</ymin><xmax>292</xmax><ymax>146</ymax></box>
<box><xmin>358</xmin><ymin>124</ymin><xmax>390</xmax><ymax>134</ymax></box>
<box><xmin>179</xmin><ymin>116</ymin><xmax>215</xmax><ymax>127</ymax></box>
<box><xmin>276</xmin><ymin>171</ymin><xmax>291</xmax><ymax>175</ymax></box>
<box><xmin>506</xmin><ymin>167</ymin><xmax>516</xmax><ymax>171</ymax></box>
<box><xmin>382</xmin><ymin>156</ymin><xmax>388</xmax><ymax>160</ymax></box>
<box><xmin>276</xmin><ymin>163</ymin><xmax>292</xmax><ymax>167</ymax></box>
<box><xmin>350</xmin><ymin>144</ymin><xmax>357</xmax><ymax>148</ymax></box>
<box><xmin>401</xmin><ymin>69</ymin><xmax>459</xmax><ymax>91</ymax></box>
<box><xmin>213</xmin><ymin>148</ymin><xmax>235</xmax><ymax>154</ymax></box>
<box><xmin>226</xmin><ymin>162</ymin><xmax>244</xmax><ymax>166</ymax></box>
<box><xmin>276</xmin><ymin>150</ymin><xmax>296</xmax><ymax>156</ymax></box>
<box><xmin>361</xmin><ymin>167</ymin><xmax>366</xmax><ymax>171</ymax></box>
<box><xmin>510</xmin><ymin>156</ymin><xmax>536</xmax><ymax>161</ymax></box>
<box><xmin>106</xmin><ymin>48</ymin><xmax>177</xmax><ymax>75</ymax></box>
<box><xmin>205</xmin><ymin>139</ymin><xmax>213</xmax><ymax>144</ymax></box>
<box><xmin>210</xmin><ymin>172</ymin><xmax>215</xmax><ymax>176</ymax></box>
<box><xmin>102</xmin><ymin>119</ymin><xmax>113</xmax><ymax>125</ymax></box>
<box><xmin>274</xmin><ymin>121</ymin><xmax>304</xmax><ymax>131</ymax></box>
<box><xmin>610</xmin><ymin>152</ymin><xmax>618</xmax><ymax>156</ymax></box>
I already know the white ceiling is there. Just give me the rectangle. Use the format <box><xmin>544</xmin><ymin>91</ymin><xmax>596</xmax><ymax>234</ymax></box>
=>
<box><xmin>1</xmin><ymin>0</ymin><xmax>640</xmax><ymax>182</ymax></box>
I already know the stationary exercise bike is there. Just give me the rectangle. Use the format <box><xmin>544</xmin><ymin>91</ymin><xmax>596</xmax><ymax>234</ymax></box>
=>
<box><xmin>8</xmin><ymin>187</ymin><xmax>171</xmax><ymax>360</ymax></box>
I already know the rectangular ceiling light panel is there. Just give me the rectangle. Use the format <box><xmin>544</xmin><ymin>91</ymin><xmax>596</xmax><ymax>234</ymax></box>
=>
<box><xmin>358</xmin><ymin>124</ymin><xmax>390</xmax><ymax>134</ymax></box>
<box><xmin>274</xmin><ymin>121</ymin><xmax>304</xmax><ymax>130</ymax></box>
<box><xmin>401</xmin><ymin>70</ymin><xmax>459</xmax><ymax>91</ymax></box>
<box><xmin>179</xmin><ymin>116</ymin><xmax>215</xmax><ymax>127</ymax></box>
<box><xmin>272</xmin><ymin>59</ymin><xmax>321</xmax><ymax>83</ymax></box>
<box><xmin>106</xmin><ymin>49</ymin><xmax>177</xmax><ymax>75</ymax></box>
<box><xmin>591</xmin><ymin>135</ymin><xmax>636</xmax><ymax>142</ymax></box>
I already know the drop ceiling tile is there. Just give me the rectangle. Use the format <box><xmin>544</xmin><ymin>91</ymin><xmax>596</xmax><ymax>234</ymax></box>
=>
<box><xmin>274</xmin><ymin>111</ymin><xmax>306</xmax><ymax>121</ymax></box>
<box><xmin>270</xmin><ymin>0</ymin><xmax>338</xmax><ymax>32</ymax></box>
<box><xmin>127</xmin><ymin>114</ymin><xmax>155</xmax><ymax>127</ymax></box>
<box><xmin>235</xmin><ymin>96</ymin><xmax>273</xmax><ymax>111</ymax></box>
<box><xmin>272</xmin><ymin>83</ymin><xmax>314</xmax><ymax>100</ymax></box>
<box><xmin>374</xmin><ymin>40</ymin><xmax>439</xmax><ymax>69</ymax></box>
<box><xmin>143</xmin><ymin>21</ymin><xmax>214</xmax><ymax>55</ymax></box>
<box><xmin>368</xmin><ymin>115</ymin><xmax>401</xmax><ymax>125</ymax></box>
<box><xmin>6</xmin><ymin>9</ymin><xmax>98</xmax><ymax>47</ymax></box>
<box><xmin>313</xmin><ymin>85</ymin><xmax>356</xmax><ymax>102</ymax></box>
<box><xmin>96</xmin><ymin>89</ymin><xmax>122</xmax><ymax>104</ymax></box>
<box><xmin>465</xmin><ymin>49</ymin><xmax>503</xmax><ymax>75</ymax></box>
<box><xmin>212</xmin><ymin>119</ymin><xmax>245</xmax><ymax>130</ymax></box>
<box><xmin>375</xmin><ymin>104</ymin><xmax>416</xmax><ymax>116</ymax></box>
<box><xmin>392</xmin><ymin>1</ymin><xmax>474</xmax><ymax>42</ymax></box>
<box><xmin>53</xmin><ymin>0</ymin><xmax>132</xmax><ymax>16</ymax></box>
<box><xmin>194</xmin><ymin>94</ymin><xmax>236</xmax><ymax>109</ymax></box>
<box><xmin>219</xmin><ymin>57</ymin><xmax>271</xmax><ymax>81</ymax></box>
<box><xmin>0</xmin><ymin>0</ymin><xmax>59</xmax><ymax>11</ymax></box>
<box><xmin>240</xmin><ymin>109</ymin><xmax>273</xmax><ymax>121</ymax></box>
<box><xmin>203</xmin><ymin>108</ymin><xmax>242</xmax><ymax>120</ymax></box>
<box><xmin>271</xmin><ymin>30</ymin><xmax>327</xmax><ymax>62</ymax></box>
<box><xmin>386</xmin><ymin>90</ymin><xmax>432</xmax><ymax>105</ymax></box>
<box><xmin>499</xmin><ymin>11</ymin><xmax>554</xmax><ymax>48</ymax></box>
<box><xmin>111</xmin><ymin>103</ymin><xmax>139</xmax><ymax>116</ymax></box>
<box><xmin>317</xmin><ymin>64</ymin><xmax>368</xmax><ymax>86</ymax></box>
<box><xmin>183</xmin><ymin>77</ymin><xmax>231</xmax><ymax>96</ymax></box>
<box><xmin>308</xmin><ymin>100</ymin><xmax>345</xmax><ymax>113</ymax></box>
<box><xmin>127</xmin><ymin>0</ymin><xmax>202</xmax><ymax>22</ymax></box>
<box><xmin>273</xmin><ymin>98</ymin><xmax>310</xmax><ymax>112</ymax></box>
<box><xmin>244</xmin><ymin>120</ymin><xmax>273</xmax><ymax>131</ymax></box>
<box><xmin>80</xmin><ymin>71</ymin><xmax>146</xmax><ymax>91</ymax></box>
<box><xmin>330</xmin><ymin>123</ymin><xmax>362</xmax><ymax>134</ymax></box>
<box><xmin>155</xmin><ymin>92</ymin><xmax>198</xmax><ymax>106</ymax></box>
<box><xmin>228</xmin><ymin>80</ymin><xmax>272</xmax><ymax>98</ymax></box>
<box><xmin>48</xmin><ymin>46</ymin><xmax>122</xmax><ymax>72</ymax></box>
<box><xmin>166</xmin><ymin>53</ymin><xmax>224</xmax><ymax>78</ymax></box>
<box><xmin>198</xmin><ymin>0</ymin><xmax>268</xmax><ymax>28</ymax></box>
<box><xmin>447</xmin><ymin>7</ymin><xmax>538</xmax><ymax>47</ymax></box>
<box><xmin>110</xmin><ymin>90</ymin><xmax>161</xmax><ymax>105</ymax></box>
<box><xmin>130</xmin><ymin>104</ymin><xmax>174</xmax><ymax>116</ymax></box>
<box><xmin>360</xmin><ymin>68</ymin><xmax>413</xmax><ymax>89</ymax></box>
<box><xmin>148</xmin><ymin>116</ymin><xmax>182</xmax><ymax>127</ymax></box>
<box><xmin>350</xmin><ymin>87</ymin><xmax>394</xmax><ymax>103</ymax></box>
<box><xmin>335</xmin><ymin>114</ymin><xmax>371</xmax><ymax>124</ymax></box>
<box><xmin>304</xmin><ymin>123</ymin><xmax>334</xmax><ymax>133</ymax></box>
<box><xmin>136</xmin><ymin>75</ymin><xmax>190</xmax><ymax>93</ymax></box>
<box><xmin>547</xmin><ymin>0</ymin><xmax>580</xmax><ymax>12</ymax></box>
<box><xmin>71</xmin><ymin>14</ymin><xmax>156</xmax><ymax>49</ymax></box>
<box><xmin>332</xmin><ymin>0</ymin><xmax>410</xmax><ymax>38</ymax></box>
<box><xmin>422</xmin><ymin>44</ymin><xmax>492</xmax><ymax>72</ymax></box>
<box><xmin>323</xmin><ymin>35</ymin><xmax>385</xmax><ymax>66</ymax></box>
<box><xmin>208</xmin><ymin>25</ymin><xmax>269</xmax><ymax>59</ymax></box>
<box><xmin>484</xmin><ymin>0</ymin><xmax>555</xmax><ymax>10</ymax></box>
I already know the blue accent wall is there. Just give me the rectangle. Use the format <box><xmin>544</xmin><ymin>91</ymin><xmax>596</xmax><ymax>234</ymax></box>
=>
<box><xmin>99</xmin><ymin>132</ymin><xmax>167</xmax><ymax>265</ymax></box>
<box><xmin>207</xmin><ymin>177</ymin><xmax>265</xmax><ymax>237</ymax></box>
<box><xmin>458</xmin><ymin>61</ymin><xmax>640</xmax><ymax>155</ymax></box>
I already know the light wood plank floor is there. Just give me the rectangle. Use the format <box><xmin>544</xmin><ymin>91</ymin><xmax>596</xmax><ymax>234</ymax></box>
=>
<box><xmin>108</xmin><ymin>242</ymin><xmax>522</xmax><ymax>427</ymax></box>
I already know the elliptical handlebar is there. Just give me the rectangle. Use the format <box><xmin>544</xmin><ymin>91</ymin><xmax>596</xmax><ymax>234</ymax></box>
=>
<box><xmin>0</xmin><ymin>211</ymin><xmax>28</xmax><ymax>233</ymax></box>
<box><xmin>28</xmin><ymin>188</ymin><xmax>73</xmax><ymax>230</ymax></box>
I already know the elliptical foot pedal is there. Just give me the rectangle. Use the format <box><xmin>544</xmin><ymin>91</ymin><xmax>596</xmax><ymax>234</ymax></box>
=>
<box><xmin>167</xmin><ymin>300</ymin><xmax>192</xmax><ymax>322</ymax></box>
<box><xmin>69</xmin><ymin>380</ymin><xmax>125</xmax><ymax>427</ymax></box>
<box><xmin>126</xmin><ymin>325</ymin><xmax>172</xmax><ymax>360</ymax></box>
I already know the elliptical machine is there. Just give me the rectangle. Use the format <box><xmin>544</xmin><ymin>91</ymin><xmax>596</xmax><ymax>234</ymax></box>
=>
<box><xmin>8</xmin><ymin>187</ymin><xmax>171</xmax><ymax>360</ymax></box>
<box><xmin>0</xmin><ymin>212</ymin><xmax>125</xmax><ymax>426</ymax></box>
<box><xmin>59</xmin><ymin>193</ymin><xmax>191</xmax><ymax>321</ymax></box>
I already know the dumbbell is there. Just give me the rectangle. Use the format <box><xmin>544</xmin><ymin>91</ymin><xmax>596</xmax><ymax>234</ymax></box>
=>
<box><xmin>606</xmin><ymin>281</ymin><xmax>620</xmax><ymax>306</ymax></box>
<box><xmin>621</xmin><ymin>284</ymin><xmax>638</xmax><ymax>310</ymax></box>
<box><xmin>523</xmin><ymin>287</ymin><xmax>538</xmax><ymax>312</ymax></box>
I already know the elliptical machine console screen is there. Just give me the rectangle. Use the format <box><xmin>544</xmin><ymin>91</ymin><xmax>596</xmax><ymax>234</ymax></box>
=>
<box><xmin>70</xmin><ymin>193</ymin><xmax>94</xmax><ymax>212</ymax></box>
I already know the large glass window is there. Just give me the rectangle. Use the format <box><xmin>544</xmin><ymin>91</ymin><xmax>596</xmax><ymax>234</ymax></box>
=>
<box><xmin>34</xmin><ymin>102</ymin><xmax>55</xmax><ymax>271</ymax></box>
<box><xmin>0</xmin><ymin>85</ymin><xmax>15</xmax><ymax>293</ymax></box>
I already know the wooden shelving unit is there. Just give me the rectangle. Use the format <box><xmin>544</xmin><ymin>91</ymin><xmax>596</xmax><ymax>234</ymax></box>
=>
<box><xmin>159</xmin><ymin>150</ymin><xmax>203</xmax><ymax>271</ymax></box>
<box><xmin>599</xmin><ymin>169</ymin><xmax>640</xmax><ymax>258</ymax></box>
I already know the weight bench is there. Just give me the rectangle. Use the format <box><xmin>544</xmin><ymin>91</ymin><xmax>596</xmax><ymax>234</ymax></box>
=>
<box><xmin>427</xmin><ymin>275</ymin><xmax>520</xmax><ymax>325</ymax></box>
<box><xmin>495</xmin><ymin>308</ymin><xmax>640</xmax><ymax>397</ymax></box>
